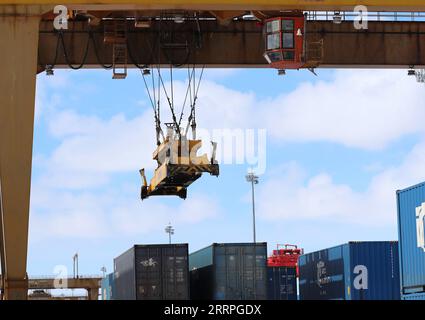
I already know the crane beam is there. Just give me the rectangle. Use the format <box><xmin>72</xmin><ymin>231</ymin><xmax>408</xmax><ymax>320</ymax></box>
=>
<box><xmin>1</xmin><ymin>1</ymin><xmax>425</xmax><ymax>12</ymax></box>
<box><xmin>37</xmin><ymin>20</ymin><xmax>425</xmax><ymax>69</ymax></box>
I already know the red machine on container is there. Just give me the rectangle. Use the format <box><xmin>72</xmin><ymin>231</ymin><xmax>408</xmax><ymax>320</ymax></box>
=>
<box><xmin>263</xmin><ymin>15</ymin><xmax>306</xmax><ymax>71</ymax></box>
<box><xmin>268</xmin><ymin>244</ymin><xmax>304</xmax><ymax>276</ymax></box>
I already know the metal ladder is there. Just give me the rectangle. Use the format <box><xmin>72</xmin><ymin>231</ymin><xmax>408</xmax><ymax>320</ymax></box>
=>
<box><xmin>104</xmin><ymin>19</ymin><xmax>128</xmax><ymax>79</ymax></box>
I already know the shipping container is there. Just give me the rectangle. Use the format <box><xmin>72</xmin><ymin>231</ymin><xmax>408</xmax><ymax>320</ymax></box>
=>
<box><xmin>397</xmin><ymin>182</ymin><xmax>425</xmax><ymax>299</ymax></box>
<box><xmin>267</xmin><ymin>266</ymin><xmax>297</xmax><ymax>300</ymax></box>
<box><xmin>189</xmin><ymin>243</ymin><xmax>267</xmax><ymax>300</ymax></box>
<box><xmin>101</xmin><ymin>272</ymin><xmax>115</xmax><ymax>300</ymax></box>
<box><xmin>299</xmin><ymin>241</ymin><xmax>400</xmax><ymax>300</ymax></box>
<box><xmin>113</xmin><ymin>244</ymin><xmax>189</xmax><ymax>300</ymax></box>
<box><xmin>402</xmin><ymin>292</ymin><xmax>425</xmax><ymax>300</ymax></box>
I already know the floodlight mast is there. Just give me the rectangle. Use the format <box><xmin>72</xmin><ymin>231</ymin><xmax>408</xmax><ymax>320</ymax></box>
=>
<box><xmin>245</xmin><ymin>171</ymin><xmax>259</xmax><ymax>243</ymax></box>
<box><xmin>165</xmin><ymin>223</ymin><xmax>175</xmax><ymax>244</ymax></box>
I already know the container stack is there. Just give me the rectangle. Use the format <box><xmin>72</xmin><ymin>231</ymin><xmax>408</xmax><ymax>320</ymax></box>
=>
<box><xmin>397</xmin><ymin>182</ymin><xmax>425</xmax><ymax>300</ymax></box>
<box><xmin>267</xmin><ymin>244</ymin><xmax>302</xmax><ymax>300</ymax></box>
<box><xmin>113</xmin><ymin>244</ymin><xmax>189</xmax><ymax>300</ymax></box>
<box><xmin>189</xmin><ymin>243</ymin><xmax>268</xmax><ymax>300</ymax></box>
<box><xmin>267</xmin><ymin>266</ymin><xmax>297</xmax><ymax>300</ymax></box>
<box><xmin>298</xmin><ymin>241</ymin><xmax>400</xmax><ymax>300</ymax></box>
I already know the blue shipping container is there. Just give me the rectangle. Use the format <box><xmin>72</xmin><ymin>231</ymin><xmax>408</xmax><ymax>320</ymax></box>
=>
<box><xmin>299</xmin><ymin>241</ymin><xmax>400</xmax><ymax>300</ymax></box>
<box><xmin>101</xmin><ymin>272</ymin><xmax>115</xmax><ymax>300</ymax></box>
<box><xmin>267</xmin><ymin>267</ymin><xmax>297</xmax><ymax>300</ymax></box>
<box><xmin>397</xmin><ymin>182</ymin><xmax>425</xmax><ymax>298</ymax></box>
<box><xmin>402</xmin><ymin>292</ymin><xmax>425</xmax><ymax>300</ymax></box>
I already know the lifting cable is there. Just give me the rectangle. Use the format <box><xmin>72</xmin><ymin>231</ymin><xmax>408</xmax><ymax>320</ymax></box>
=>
<box><xmin>183</xmin><ymin>64</ymin><xmax>205</xmax><ymax>137</ymax></box>
<box><xmin>137</xmin><ymin>13</ymin><xmax>206</xmax><ymax>144</ymax></box>
<box><xmin>141</xmin><ymin>69</ymin><xmax>164</xmax><ymax>145</ymax></box>
<box><xmin>143</xmin><ymin>62</ymin><xmax>205</xmax><ymax>142</ymax></box>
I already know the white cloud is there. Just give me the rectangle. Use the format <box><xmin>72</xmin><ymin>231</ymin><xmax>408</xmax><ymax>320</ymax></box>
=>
<box><xmin>204</xmin><ymin>69</ymin><xmax>240</xmax><ymax>80</ymax></box>
<box><xmin>257</xmin><ymin>138</ymin><xmax>425</xmax><ymax>226</ymax></box>
<box><xmin>263</xmin><ymin>70</ymin><xmax>425</xmax><ymax>150</ymax></box>
<box><xmin>48</xmin><ymin>111</ymin><xmax>157</xmax><ymax>173</ymax></box>
<box><xmin>30</xmin><ymin>190</ymin><xmax>220</xmax><ymax>241</ymax></box>
<box><xmin>35</xmin><ymin>72</ymin><xmax>70</xmax><ymax>121</ymax></box>
<box><xmin>35</xmin><ymin>110</ymin><xmax>158</xmax><ymax>190</ymax></box>
<box><xmin>193</xmin><ymin>69</ymin><xmax>425</xmax><ymax>150</ymax></box>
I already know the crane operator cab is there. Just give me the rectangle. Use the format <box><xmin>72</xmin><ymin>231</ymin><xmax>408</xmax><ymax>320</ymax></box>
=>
<box><xmin>263</xmin><ymin>15</ymin><xmax>306</xmax><ymax>71</ymax></box>
<box><xmin>140</xmin><ymin>124</ymin><xmax>219</xmax><ymax>200</ymax></box>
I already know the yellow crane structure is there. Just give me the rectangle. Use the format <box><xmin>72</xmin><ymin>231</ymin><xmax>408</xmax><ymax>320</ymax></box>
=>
<box><xmin>1</xmin><ymin>0</ymin><xmax>425</xmax><ymax>299</ymax></box>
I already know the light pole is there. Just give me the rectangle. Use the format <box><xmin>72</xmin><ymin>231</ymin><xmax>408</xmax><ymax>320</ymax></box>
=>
<box><xmin>165</xmin><ymin>223</ymin><xmax>174</xmax><ymax>244</ymax></box>
<box><xmin>101</xmin><ymin>266</ymin><xmax>107</xmax><ymax>278</ymax></box>
<box><xmin>73</xmin><ymin>253</ymin><xmax>79</xmax><ymax>279</ymax></box>
<box><xmin>246</xmin><ymin>171</ymin><xmax>259</xmax><ymax>243</ymax></box>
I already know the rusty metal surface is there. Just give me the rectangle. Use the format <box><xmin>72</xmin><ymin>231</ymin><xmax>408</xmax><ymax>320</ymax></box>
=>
<box><xmin>38</xmin><ymin>20</ymin><xmax>265</xmax><ymax>68</ymax></box>
<box><xmin>0</xmin><ymin>276</ymin><xmax>102</xmax><ymax>290</ymax></box>
<box><xmin>0</xmin><ymin>15</ymin><xmax>40</xmax><ymax>300</ymax></box>
<box><xmin>308</xmin><ymin>21</ymin><xmax>425</xmax><ymax>68</ymax></box>
<box><xmin>3</xmin><ymin>1</ymin><xmax>425</xmax><ymax>12</ymax></box>
<box><xmin>37</xmin><ymin>20</ymin><xmax>425</xmax><ymax>69</ymax></box>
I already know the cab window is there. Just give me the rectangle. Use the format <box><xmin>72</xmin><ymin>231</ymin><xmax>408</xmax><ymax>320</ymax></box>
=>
<box><xmin>267</xmin><ymin>33</ymin><xmax>281</xmax><ymax>50</ymax></box>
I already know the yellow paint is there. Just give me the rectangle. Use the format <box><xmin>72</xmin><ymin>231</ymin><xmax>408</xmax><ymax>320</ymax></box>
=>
<box><xmin>1</xmin><ymin>0</ymin><xmax>424</xmax><ymax>11</ymax></box>
<box><xmin>0</xmin><ymin>14</ymin><xmax>40</xmax><ymax>300</ymax></box>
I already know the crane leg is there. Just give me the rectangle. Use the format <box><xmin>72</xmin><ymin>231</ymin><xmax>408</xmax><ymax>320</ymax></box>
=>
<box><xmin>0</xmin><ymin>13</ymin><xmax>40</xmax><ymax>300</ymax></box>
<box><xmin>87</xmin><ymin>288</ymin><xmax>99</xmax><ymax>300</ymax></box>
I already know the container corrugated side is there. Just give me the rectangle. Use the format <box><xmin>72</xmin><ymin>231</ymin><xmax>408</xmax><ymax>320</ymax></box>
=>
<box><xmin>134</xmin><ymin>244</ymin><xmax>189</xmax><ymax>300</ymax></box>
<box><xmin>213</xmin><ymin>243</ymin><xmax>267</xmax><ymax>300</ymax></box>
<box><xmin>299</xmin><ymin>244</ymin><xmax>346</xmax><ymax>300</ymax></box>
<box><xmin>267</xmin><ymin>267</ymin><xmax>297</xmax><ymax>300</ymax></box>
<box><xmin>402</xmin><ymin>292</ymin><xmax>425</xmax><ymax>300</ymax></box>
<box><xmin>114</xmin><ymin>244</ymin><xmax>189</xmax><ymax>300</ymax></box>
<box><xmin>189</xmin><ymin>245</ymin><xmax>213</xmax><ymax>270</ymax></box>
<box><xmin>299</xmin><ymin>241</ymin><xmax>401</xmax><ymax>300</ymax></box>
<box><xmin>190</xmin><ymin>243</ymin><xmax>268</xmax><ymax>300</ymax></box>
<box><xmin>349</xmin><ymin>241</ymin><xmax>400</xmax><ymax>300</ymax></box>
<box><xmin>114</xmin><ymin>246</ymin><xmax>136</xmax><ymax>300</ymax></box>
<box><xmin>397</xmin><ymin>182</ymin><xmax>425</xmax><ymax>295</ymax></box>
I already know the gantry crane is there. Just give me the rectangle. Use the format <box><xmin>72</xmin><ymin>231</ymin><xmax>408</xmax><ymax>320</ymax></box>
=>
<box><xmin>2</xmin><ymin>0</ymin><xmax>425</xmax><ymax>299</ymax></box>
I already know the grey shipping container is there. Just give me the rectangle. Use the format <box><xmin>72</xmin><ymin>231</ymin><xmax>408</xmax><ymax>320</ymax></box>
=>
<box><xmin>189</xmin><ymin>243</ymin><xmax>268</xmax><ymax>300</ymax></box>
<box><xmin>113</xmin><ymin>244</ymin><xmax>189</xmax><ymax>300</ymax></box>
<box><xmin>101</xmin><ymin>272</ymin><xmax>115</xmax><ymax>300</ymax></box>
<box><xmin>299</xmin><ymin>241</ymin><xmax>400</xmax><ymax>300</ymax></box>
<box><xmin>397</xmin><ymin>182</ymin><xmax>425</xmax><ymax>299</ymax></box>
<box><xmin>267</xmin><ymin>267</ymin><xmax>297</xmax><ymax>300</ymax></box>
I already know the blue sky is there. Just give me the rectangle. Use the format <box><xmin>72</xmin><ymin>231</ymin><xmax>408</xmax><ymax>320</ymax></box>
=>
<box><xmin>28</xmin><ymin>67</ymin><xmax>425</xmax><ymax>278</ymax></box>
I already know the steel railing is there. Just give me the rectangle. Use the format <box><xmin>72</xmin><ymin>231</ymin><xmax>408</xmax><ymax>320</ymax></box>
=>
<box><xmin>306</xmin><ymin>11</ymin><xmax>425</xmax><ymax>22</ymax></box>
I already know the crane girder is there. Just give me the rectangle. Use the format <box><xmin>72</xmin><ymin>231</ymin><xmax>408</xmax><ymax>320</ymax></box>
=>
<box><xmin>2</xmin><ymin>1</ymin><xmax>425</xmax><ymax>12</ymax></box>
<box><xmin>37</xmin><ymin>19</ymin><xmax>425</xmax><ymax>69</ymax></box>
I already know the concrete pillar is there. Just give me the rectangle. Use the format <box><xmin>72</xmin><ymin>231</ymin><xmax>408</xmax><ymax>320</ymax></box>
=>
<box><xmin>87</xmin><ymin>288</ymin><xmax>99</xmax><ymax>300</ymax></box>
<box><xmin>0</xmin><ymin>14</ymin><xmax>40</xmax><ymax>300</ymax></box>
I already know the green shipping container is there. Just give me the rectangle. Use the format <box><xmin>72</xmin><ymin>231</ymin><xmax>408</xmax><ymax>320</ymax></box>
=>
<box><xmin>190</xmin><ymin>243</ymin><xmax>268</xmax><ymax>300</ymax></box>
